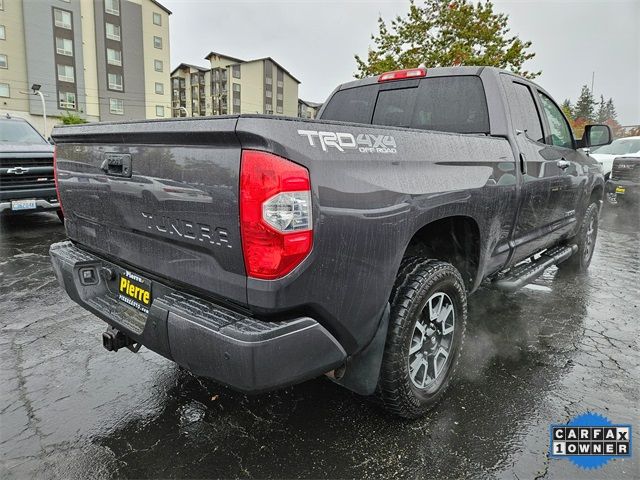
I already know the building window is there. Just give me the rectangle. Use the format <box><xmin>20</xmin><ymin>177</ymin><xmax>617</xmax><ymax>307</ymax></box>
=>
<box><xmin>109</xmin><ymin>98</ymin><xmax>124</xmax><ymax>114</ymax></box>
<box><xmin>58</xmin><ymin>91</ymin><xmax>76</xmax><ymax>109</ymax></box>
<box><xmin>155</xmin><ymin>82</ymin><xmax>164</xmax><ymax>94</ymax></box>
<box><xmin>232</xmin><ymin>65</ymin><xmax>240</xmax><ymax>79</ymax></box>
<box><xmin>0</xmin><ymin>83</ymin><xmax>9</xmax><ymax>97</ymax></box>
<box><xmin>108</xmin><ymin>72</ymin><xmax>123</xmax><ymax>91</ymax></box>
<box><xmin>276</xmin><ymin>93</ymin><xmax>283</xmax><ymax>101</ymax></box>
<box><xmin>0</xmin><ymin>1</ymin><xmax>3</xmax><ymax>11</ymax></box>
<box><xmin>55</xmin><ymin>37</ymin><xmax>73</xmax><ymax>56</ymax></box>
<box><xmin>276</xmin><ymin>106</ymin><xmax>283</xmax><ymax>114</ymax></box>
<box><xmin>0</xmin><ymin>54</ymin><xmax>6</xmax><ymax>69</ymax></box>
<box><xmin>277</xmin><ymin>80</ymin><xmax>283</xmax><ymax>88</ymax></box>
<box><xmin>105</xmin><ymin>0</ymin><xmax>119</xmax><ymax>16</ymax></box>
<box><xmin>155</xmin><ymin>105</ymin><xmax>164</xmax><ymax>117</ymax></box>
<box><xmin>153</xmin><ymin>36</ymin><xmax>162</xmax><ymax>49</ymax></box>
<box><xmin>106</xmin><ymin>48</ymin><xmax>122</xmax><ymax>66</ymax></box>
<box><xmin>153</xmin><ymin>12</ymin><xmax>162</xmax><ymax>26</ymax></box>
<box><xmin>57</xmin><ymin>64</ymin><xmax>74</xmax><ymax>83</ymax></box>
<box><xmin>154</xmin><ymin>59</ymin><xmax>163</xmax><ymax>72</ymax></box>
<box><xmin>265</xmin><ymin>90</ymin><xmax>272</xmax><ymax>98</ymax></box>
<box><xmin>265</xmin><ymin>103</ymin><xmax>272</xmax><ymax>113</ymax></box>
<box><xmin>54</xmin><ymin>9</ymin><xmax>72</xmax><ymax>29</ymax></box>
<box><xmin>265</xmin><ymin>76</ymin><xmax>272</xmax><ymax>85</ymax></box>
<box><xmin>0</xmin><ymin>25</ymin><xmax>5</xmax><ymax>40</ymax></box>
<box><xmin>105</xmin><ymin>22</ymin><xmax>120</xmax><ymax>41</ymax></box>
<box><xmin>232</xmin><ymin>83</ymin><xmax>240</xmax><ymax>93</ymax></box>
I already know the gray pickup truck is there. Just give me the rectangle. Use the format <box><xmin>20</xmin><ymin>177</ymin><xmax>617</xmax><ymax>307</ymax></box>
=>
<box><xmin>50</xmin><ymin>67</ymin><xmax>611</xmax><ymax>418</ymax></box>
<box><xmin>1</xmin><ymin>115</ymin><xmax>60</xmax><ymax>218</ymax></box>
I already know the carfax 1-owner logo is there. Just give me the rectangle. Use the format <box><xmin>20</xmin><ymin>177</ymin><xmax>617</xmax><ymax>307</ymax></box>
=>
<box><xmin>550</xmin><ymin>412</ymin><xmax>632</xmax><ymax>470</ymax></box>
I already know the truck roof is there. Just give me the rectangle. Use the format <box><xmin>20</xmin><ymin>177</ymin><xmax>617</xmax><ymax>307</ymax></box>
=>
<box><xmin>336</xmin><ymin>66</ymin><xmax>514</xmax><ymax>91</ymax></box>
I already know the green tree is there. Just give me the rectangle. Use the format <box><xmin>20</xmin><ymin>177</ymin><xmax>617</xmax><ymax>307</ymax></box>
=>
<box><xmin>355</xmin><ymin>0</ymin><xmax>539</xmax><ymax>79</ymax></box>
<box><xmin>561</xmin><ymin>99</ymin><xmax>574</xmax><ymax>122</ymax></box>
<box><xmin>573</xmin><ymin>85</ymin><xmax>595</xmax><ymax>121</ymax></box>
<box><xmin>604</xmin><ymin>98</ymin><xmax>617</xmax><ymax>121</ymax></box>
<box><xmin>595</xmin><ymin>95</ymin><xmax>607</xmax><ymax>123</ymax></box>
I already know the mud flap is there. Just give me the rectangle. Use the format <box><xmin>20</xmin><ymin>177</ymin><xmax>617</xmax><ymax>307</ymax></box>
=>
<box><xmin>331</xmin><ymin>303</ymin><xmax>390</xmax><ymax>396</ymax></box>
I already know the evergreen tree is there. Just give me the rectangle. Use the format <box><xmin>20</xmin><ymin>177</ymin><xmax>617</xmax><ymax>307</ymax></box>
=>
<box><xmin>595</xmin><ymin>95</ymin><xmax>607</xmax><ymax>123</ymax></box>
<box><xmin>561</xmin><ymin>99</ymin><xmax>574</xmax><ymax>121</ymax></box>
<box><xmin>605</xmin><ymin>98</ymin><xmax>618</xmax><ymax>121</ymax></box>
<box><xmin>355</xmin><ymin>0</ymin><xmax>539</xmax><ymax>79</ymax></box>
<box><xmin>573</xmin><ymin>85</ymin><xmax>595</xmax><ymax>121</ymax></box>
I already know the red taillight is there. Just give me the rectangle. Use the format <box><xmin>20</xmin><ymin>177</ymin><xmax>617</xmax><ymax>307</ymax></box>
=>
<box><xmin>53</xmin><ymin>145</ymin><xmax>64</xmax><ymax>215</ymax></box>
<box><xmin>378</xmin><ymin>67</ymin><xmax>427</xmax><ymax>82</ymax></box>
<box><xmin>240</xmin><ymin>150</ymin><xmax>313</xmax><ymax>280</ymax></box>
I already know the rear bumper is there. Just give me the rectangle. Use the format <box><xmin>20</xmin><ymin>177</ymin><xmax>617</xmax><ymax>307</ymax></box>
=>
<box><xmin>606</xmin><ymin>179</ymin><xmax>640</xmax><ymax>202</ymax></box>
<box><xmin>49</xmin><ymin>240</ymin><xmax>347</xmax><ymax>392</ymax></box>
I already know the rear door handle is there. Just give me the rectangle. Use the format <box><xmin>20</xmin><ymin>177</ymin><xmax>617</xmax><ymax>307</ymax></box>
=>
<box><xmin>557</xmin><ymin>159</ymin><xmax>570</xmax><ymax>170</ymax></box>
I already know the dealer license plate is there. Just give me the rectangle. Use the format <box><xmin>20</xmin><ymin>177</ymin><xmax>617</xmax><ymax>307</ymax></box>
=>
<box><xmin>117</xmin><ymin>270</ymin><xmax>152</xmax><ymax>314</ymax></box>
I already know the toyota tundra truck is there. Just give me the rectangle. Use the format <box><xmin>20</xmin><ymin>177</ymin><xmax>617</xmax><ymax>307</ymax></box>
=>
<box><xmin>49</xmin><ymin>67</ymin><xmax>611</xmax><ymax>418</ymax></box>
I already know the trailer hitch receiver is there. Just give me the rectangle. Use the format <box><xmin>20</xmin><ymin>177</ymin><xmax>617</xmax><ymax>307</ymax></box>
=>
<box><xmin>102</xmin><ymin>326</ymin><xmax>141</xmax><ymax>353</ymax></box>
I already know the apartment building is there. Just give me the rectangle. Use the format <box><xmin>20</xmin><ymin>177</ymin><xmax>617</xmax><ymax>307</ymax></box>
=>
<box><xmin>171</xmin><ymin>51</ymin><xmax>300</xmax><ymax>118</ymax></box>
<box><xmin>0</xmin><ymin>0</ymin><xmax>171</xmax><ymax>134</ymax></box>
<box><xmin>298</xmin><ymin>99</ymin><xmax>322</xmax><ymax>119</ymax></box>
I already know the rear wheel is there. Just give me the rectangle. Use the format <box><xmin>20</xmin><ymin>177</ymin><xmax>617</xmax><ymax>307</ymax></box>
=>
<box><xmin>377</xmin><ymin>259</ymin><xmax>467</xmax><ymax>419</ymax></box>
<box><xmin>559</xmin><ymin>202</ymin><xmax>599</xmax><ymax>272</ymax></box>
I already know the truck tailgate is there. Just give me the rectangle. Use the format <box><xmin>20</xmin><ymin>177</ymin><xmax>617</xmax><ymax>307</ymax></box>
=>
<box><xmin>52</xmin><ymin>117</ymin><xmax>247</xmax><ymax>306</ymax></box>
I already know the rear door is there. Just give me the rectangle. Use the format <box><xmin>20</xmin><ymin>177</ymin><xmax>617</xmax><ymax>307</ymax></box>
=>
<box><xmin>54</xmin><ymin>118</ymin><xmax>247</xmax><ymax>306</ymax></box>
<box><xmin>501</xmin><ymin>76</ymin><xmax>568</xmax><ymax>262</ymax></box>
<box><xmin>536</xmin><ymin>90</ymin><xmax>587</xmax><ymax>233</ymax></box>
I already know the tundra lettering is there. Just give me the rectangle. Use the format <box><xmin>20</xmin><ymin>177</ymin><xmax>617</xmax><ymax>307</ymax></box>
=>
<box><xmin>141</xmin><ymin>211</ymin><xmax>232</xmax><ymax>248</ymax></box>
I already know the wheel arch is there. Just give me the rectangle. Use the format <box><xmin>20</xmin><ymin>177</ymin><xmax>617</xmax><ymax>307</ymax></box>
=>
<box><xmin>402</xmin><ymin>215</ymin><xmax>483</xmax><ymax>291</ymax></box>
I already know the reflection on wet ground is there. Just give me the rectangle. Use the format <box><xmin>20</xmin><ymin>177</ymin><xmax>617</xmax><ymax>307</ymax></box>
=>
<box><xmin>1</xmin><ymin>206</ymin><xmax>638</xmax><ymax>479</ymax></box>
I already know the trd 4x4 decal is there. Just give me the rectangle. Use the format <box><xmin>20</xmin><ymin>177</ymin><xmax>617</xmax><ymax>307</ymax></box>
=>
<box><xmin>297</xmin><ymin>130</ymin><xmax>397</xmax><ymax>154</ymax></box>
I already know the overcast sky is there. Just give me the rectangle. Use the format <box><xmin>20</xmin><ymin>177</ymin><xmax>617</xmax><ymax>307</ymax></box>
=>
<box><xmin>163</xmin><ymin>0</ymin><xmax>639</xmax><ymax>125</ymax></box>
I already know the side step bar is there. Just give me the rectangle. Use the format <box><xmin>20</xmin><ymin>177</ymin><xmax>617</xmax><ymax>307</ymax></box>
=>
<box><xmin>493</xmin><ymin>244</ymin><xmax>578</xmax><ymax>292</ymax></box>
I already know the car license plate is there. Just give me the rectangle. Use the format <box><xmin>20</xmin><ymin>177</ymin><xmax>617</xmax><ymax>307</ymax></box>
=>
<box><xmin>117</xmin><ymin>270</ymin><xmax>152</xmax><ymax>314</ymax></box>
<box><xmin>615</xmin><ymin>186</ymin><xmax>626</xmax><ymax>194</ymax></box>
<box><xmin>11</xmin><ymin>199</ymin><xmax>36</xmax><ymax>211</ymax></box>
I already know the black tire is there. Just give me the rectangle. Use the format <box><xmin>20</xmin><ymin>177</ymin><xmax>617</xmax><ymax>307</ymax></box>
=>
<box><xmin>377</xmin><ymin>258</ymin><xmax>467</xmax><ymax>419</ymax></box>
<box><xmin>558</xmin><ymin>202</ymin><xmax>599</xmax><ymax>272</ymax></box>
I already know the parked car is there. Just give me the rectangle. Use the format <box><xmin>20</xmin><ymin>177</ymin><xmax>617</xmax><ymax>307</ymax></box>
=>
<box><xmin>49</xmin><ymin>66</ymin><xmax>610</xmax><ymax>418</ymax></box>
<box><xmin>0</xmin><ymin>115</ymin><xmax>61</xmax><ymax>220</ymax></box>
<box><xmin>605</xmin><ymin>156</ymin><xmax>640</xmax><ymax>205</ymax></box>
<box><xmin>590</xmin><ymin>136</ymin><xmax>640</xmax><ymax>179</ymax></box>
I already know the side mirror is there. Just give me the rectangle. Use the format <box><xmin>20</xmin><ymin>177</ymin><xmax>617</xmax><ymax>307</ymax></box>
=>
<box><xmin>579</xmin><ymin>124</ymin><xmax>612</xmax><ymax>149</ymax></box>
<box><xmin>48</xmin><ymin>137</ymin><xmax>55</xmax><ymax>145</ymax></box>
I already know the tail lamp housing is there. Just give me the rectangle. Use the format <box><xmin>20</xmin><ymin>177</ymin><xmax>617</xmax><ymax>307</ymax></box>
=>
<box><xmin>240</xmin><ymin>150</ymin><xmax>313</xmax><ymax>279</ymax></box>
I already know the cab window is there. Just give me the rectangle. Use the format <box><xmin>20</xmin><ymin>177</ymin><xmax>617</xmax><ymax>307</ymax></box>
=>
<box><xmin>539</xmin><ymin>92</ymin><xmax>573</xmax><ymax>149</ymax></box>
<box><xmin>504</xmin><ymin>80</ymin><xmax>544</xmax><ymax>143</ymax></box>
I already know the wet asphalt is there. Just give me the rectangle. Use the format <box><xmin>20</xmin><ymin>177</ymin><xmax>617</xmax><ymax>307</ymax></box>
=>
<box><xmin>1</xmin><ymin>206</ymin><xmax>638</xmax><ymax>480</ymax></box>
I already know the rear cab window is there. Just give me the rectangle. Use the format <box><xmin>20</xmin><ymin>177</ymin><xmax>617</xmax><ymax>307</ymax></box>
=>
<box><xmin>502</xmin><ymin>80</ymin><xmax>545</xmax><ymax>143</ymax></box>
<box><xmin>321</xmin><ymin>76</ymin><xmax>490</xmax><ymax>135</ymax></box>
